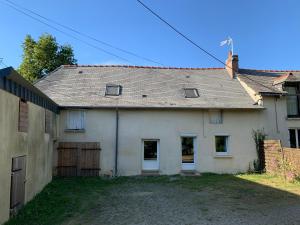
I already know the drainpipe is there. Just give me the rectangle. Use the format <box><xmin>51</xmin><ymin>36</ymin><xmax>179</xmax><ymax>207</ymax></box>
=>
<box><xmin>114</xmin><ymin>107</ymin><xmax>119</xmax><ymax>176</ymax></box>
<box><xmin>274</xmin><ymin>97</ymin><xmax>279</xmax><ymax>133</ymax></box>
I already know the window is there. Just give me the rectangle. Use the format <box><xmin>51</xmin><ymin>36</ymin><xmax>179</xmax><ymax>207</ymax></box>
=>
<box><xmin>18</xmin><ymin>99</ymin><xmax>28</xmax><ymax>132</ymax></box>
<box><xmin>66</xmin><ymin>110</ymin><xmax>85</xmax><ymax>130</ymax></box>
<box><xmin>289</xmin><ymin>128</ymin><xmax>300</xmax><ymax>148</ymax></box>
<box><xmin>184</xmin><ymin>88</ymin><xmax>199</xmax><ymax>98</ymax></box>
<box><xmin>105</xmin><ymin>84</ymin><xmax>121</xmax><ymax>96</ymax></box>
<box><xmin>45</xmin><ymin>109</ymin><xmax>51</xmax><ymax>134</ymax></box>
<box><xmin>215</xmin><ymin>136</ymin><xmax>229</xmax><ymax>155</ymax></box>
<box><xmin>209</xmin><ymin>110</ymin><xmax>223</xmax><ymax>124</ymax></box>
<box><xmin>285</xmin><ymin>83</ymin><xmax>300</xmax><ymax>117</ymax></box>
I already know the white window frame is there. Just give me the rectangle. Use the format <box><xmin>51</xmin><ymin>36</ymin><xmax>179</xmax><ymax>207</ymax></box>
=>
<box><xmin>214</xmin><ymin>134</ymin><xmax>230</xmax><ymax>156</ymax></box>
<box><xmin>65</xmin><ymin>110</ymin><xmax>86</xmax><ymax>131</ymax></box>
<box><xmin>289</xmin><ymin>128</ymin><xmax>300</xmax><ymax>148</ymax></box>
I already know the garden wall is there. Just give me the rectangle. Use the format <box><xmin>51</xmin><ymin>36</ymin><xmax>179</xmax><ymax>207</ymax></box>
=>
<box><xmin>264</xmin><ymin>140</ymin><xmax>300</xmax><ymax>178</ymax></box>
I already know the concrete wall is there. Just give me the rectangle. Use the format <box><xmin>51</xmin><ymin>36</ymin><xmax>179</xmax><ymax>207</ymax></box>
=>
<box><xmin>58</xmin><ymin>108</ymin><xmax>267</xmax><ymax>176</ymax></box>
<box><xmin>0</xmin><ymin>89</ymin><xmax>56</xmax><ymax>224</ymax></box>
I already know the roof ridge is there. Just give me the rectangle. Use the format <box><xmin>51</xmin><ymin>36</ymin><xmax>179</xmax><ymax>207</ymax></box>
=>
<box><xmin>62</xmin><ymin>64</ymin><xmax>225</xmax><ymax>70</ymax></box>
<box><xmin>240</xmin><ymin>68</ymin><xmax>300</xmax><ymax>72</ymax></box>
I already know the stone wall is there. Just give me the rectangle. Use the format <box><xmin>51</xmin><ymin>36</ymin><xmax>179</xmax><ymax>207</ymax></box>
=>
<box><xmin>264</xmin><ymin>140</ymin><xmax>300</xmax><ymax>177</ymax></box>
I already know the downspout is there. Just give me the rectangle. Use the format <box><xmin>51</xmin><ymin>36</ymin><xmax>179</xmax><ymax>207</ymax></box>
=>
<box><xmin>274</xmin><ymin>97</ymin><xmax>279</xmax><ymax>133</ymax></box>
<box><xmin>114</xmin><ymin>107</ymin><xmax>119</xmax><ymax>176</ymax></box>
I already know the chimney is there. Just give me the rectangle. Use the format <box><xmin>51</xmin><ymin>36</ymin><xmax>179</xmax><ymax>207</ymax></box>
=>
<box><xmin>225</xmin><ymin>51</ymin><xmax>239</xmax><ymax>79</ymax></box>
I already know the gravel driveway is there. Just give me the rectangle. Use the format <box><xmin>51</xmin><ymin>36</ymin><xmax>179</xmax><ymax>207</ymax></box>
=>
<box><xmin>64</xmin><ymin>177</ymin><xmax>300</xmax><ymax>225</ymax></box>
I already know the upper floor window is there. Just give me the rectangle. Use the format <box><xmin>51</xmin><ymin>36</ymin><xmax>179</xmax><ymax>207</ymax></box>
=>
<box><xmin>66</xmin><ymin>110</ymin><xmax>85</xmax><ymax>131</ymax></box>
<box><xmin>18</xmin><ymin>99</ymin><xmax>28</xmax><ymax>132</ymax></box>
<box><xmin>209</xmin><ymin>110</ymin><xmax>223</xmax><ymax>124</ymax></box>
<box><xmin>285</xmin><ymin>83</ymin><xmax>300</xmax><ymax>117</ymax></box>
<box><xmin>45</xmin><ymin>109</ymin><xmax>51</xmax><ymax>134</ymax></box>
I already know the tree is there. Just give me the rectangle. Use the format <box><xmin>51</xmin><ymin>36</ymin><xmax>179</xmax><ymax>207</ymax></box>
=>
<box><xmin>18</xmin><ymin>34</ymin><xmax>77</xmax><ymax>82</ymax></box>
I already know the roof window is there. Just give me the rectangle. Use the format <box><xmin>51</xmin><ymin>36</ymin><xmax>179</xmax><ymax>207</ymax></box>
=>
<box><xmin>184</xmin><ymin>88</ymin><xmax>199</xmax><ymax>98</ymax></box>
<box><xmin>105</xmin><ymin>84</ymin><xmax>121</xmax><ymax>96</ymax></box>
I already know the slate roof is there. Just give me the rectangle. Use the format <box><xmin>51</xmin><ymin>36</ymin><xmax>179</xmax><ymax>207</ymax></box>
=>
<box><xmin>34</xmin><ymin>65</ymin><xmax>262</xmax><ymax>109</ymax></box>
<box><xmin>238</xmin><ymin>69</ymin><xmax>300</xmax><ymax>95</ymax></box>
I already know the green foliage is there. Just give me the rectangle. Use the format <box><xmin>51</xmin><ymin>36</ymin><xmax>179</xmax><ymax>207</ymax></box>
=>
<box><xmin>252</xmin><ymin>129</ymin><xmax>267</xmax><ymax>172</ymax></box>
<box><xmin>18</xmin><ymin>34</ymin><xmax>77</xmax><ymax>82</ymax></box>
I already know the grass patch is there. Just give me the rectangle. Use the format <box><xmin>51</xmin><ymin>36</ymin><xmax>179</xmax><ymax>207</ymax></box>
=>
<box><xmin>5</xmin><ymin>177</ymin><xmax>125</xmax><ymax>225</ymax></box>
<box><xmin>5</xmin><ymin>174</ymin><xmax>300</xmax><ymax>225</ymax></box>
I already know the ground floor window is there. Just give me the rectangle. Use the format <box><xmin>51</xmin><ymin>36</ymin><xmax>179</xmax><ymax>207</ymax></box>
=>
<box><xmin>215</xmin><ymin>135</ymin><xmax>229</xmax><ymax>155</ymax></box>
<box><xmin>289</xmin><ymin>128</ymin><xmax>300</xmax><ymax>148</ymax></box>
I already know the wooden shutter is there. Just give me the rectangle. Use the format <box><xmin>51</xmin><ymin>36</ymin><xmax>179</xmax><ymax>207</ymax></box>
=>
<box><xmin>10</xmin><ymin>156</ymin><xmax>26</xmax><ymax>216</ymax></box>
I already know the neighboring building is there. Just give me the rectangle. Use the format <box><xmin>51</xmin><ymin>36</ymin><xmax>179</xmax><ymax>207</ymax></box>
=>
<box><xmin>33</xmin><ymin>51</ymin><xmax>292</xmax><ymax>176</ymax></box>
<box><xmin>0</xmin><ymin>67</ymin><xmax>58</xmax><ymax>224</ymax></box>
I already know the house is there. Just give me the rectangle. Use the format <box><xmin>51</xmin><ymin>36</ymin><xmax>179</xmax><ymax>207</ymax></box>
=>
<box><xmin>0</xmin><ymin>67</ymin><xmax>58</xmax><ymax>224</ymax></box>
<box><xmin>1</xmin><ymin>51</ymin><xmax>298</xmax><ymax>223</ymax></box>
<box><xmin>33</xmin><ymin>51</ymin><xmax>291</xmax><ymax>176</ymax></box>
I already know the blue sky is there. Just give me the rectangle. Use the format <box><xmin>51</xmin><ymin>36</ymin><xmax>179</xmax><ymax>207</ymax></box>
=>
<box><xmin>1</xmin><ymin>0</ymin><xmax>300</xmax><ymax>69</ymax></box>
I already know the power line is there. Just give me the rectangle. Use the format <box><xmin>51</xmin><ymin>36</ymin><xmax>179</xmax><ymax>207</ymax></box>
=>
<box><xmin>3</xmin><ymin>0</ymin><xmax>164</xmax><ymax>66</ymax></box>
<box><xmin>136</xmin><ymin>1</ymin><xmax>277</xmax><ymax>94</ymax></box>
<box><xmin>1</xmin><ymin>1</ymin><xmax>133</xmax><ymax>63</ymax></box>
<box><xmin>137</xmin><ymin>0</ymin><xmax>227</xmax><ymax>67</ymax></box>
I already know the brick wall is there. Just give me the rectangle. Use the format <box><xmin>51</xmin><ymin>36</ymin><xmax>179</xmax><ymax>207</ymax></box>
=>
<box><xmin>264</xmin><ymin>140</ymin><xmax>300</xmax><ymax>176</ymax></box>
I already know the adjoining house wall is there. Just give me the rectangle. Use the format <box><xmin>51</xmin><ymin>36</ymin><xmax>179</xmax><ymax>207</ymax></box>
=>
<box><xmin>58</xmin><ymin>108</ymin><xmax>266</xmax><ymax>176</ymax></box>
<box><xmin>261</xmin><ymin>96</ymin><xmax>289</xmax><ymax>146</ymax></box>
<box><xmin>0</xmin><ymin>89</ymin><xmax>56</xmax><ymax>224</ymax></box>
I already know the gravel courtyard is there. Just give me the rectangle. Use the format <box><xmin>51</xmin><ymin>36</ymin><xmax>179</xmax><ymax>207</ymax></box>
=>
<box><xmin>6</xmin><ymin>174</ymin><xmax>300</xmax><ymax>225</ymax></box>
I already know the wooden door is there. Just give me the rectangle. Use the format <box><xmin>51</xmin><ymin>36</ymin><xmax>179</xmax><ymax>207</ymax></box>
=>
<box><xmin>10</xmin><ymin>156</ymin><xmax>26</xmax><ymax>216</ymax></box>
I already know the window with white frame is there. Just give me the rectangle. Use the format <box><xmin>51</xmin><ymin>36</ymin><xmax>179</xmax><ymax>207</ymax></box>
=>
<box><xmin>209</xmin><ymin>110</ymin><xmax>223</xmax><ymax>124</ymax></box>
<box><xmin>289</xmin><ymin>128</ymin><xmax>300</xmax><ymax>148</ymax></box>
<box><xmin>215</xmin><ymin>135</ymin><xmax>229</xmax><ymax>155</ymax></box>
<box><xmin>66</xmin><ymin>110</ymin><xmax>85</xmax><ymax>130</ymax></box>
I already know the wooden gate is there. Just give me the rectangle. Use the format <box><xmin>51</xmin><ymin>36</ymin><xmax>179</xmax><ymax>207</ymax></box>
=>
<box><xmin>57</xmin><ymin>142</ymin><xmax>101</xmax><ymax>176</ymax></box>
<box><xmin>10</xmin><ymin>156</ymin><xmax>26</xmax><ymax>216</ymax></box>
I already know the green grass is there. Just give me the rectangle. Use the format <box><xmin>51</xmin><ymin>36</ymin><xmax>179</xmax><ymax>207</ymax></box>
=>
<box><xmin>5</xmin><ymin>174</ymin><xmax>300</xmax><ymax>225</ymax></box>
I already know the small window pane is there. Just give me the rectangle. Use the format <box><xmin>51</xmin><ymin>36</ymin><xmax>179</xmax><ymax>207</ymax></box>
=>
<box><xmin>289</xmin><ymin>129</ymin><xmax>296</xmax><ymax>148</ymax></box>
<box><xmin>181</xmin><ymin>137</ymin><xmax>194</xmax><ymax>163</ymax></box>
<box><xmin>105</xmin><ymin>85</ymin><xmax>120</xmax><ymax>96</ymax></box>
<box><xmin>286</xmin><ymin>86</ymin><xmax>299</xmax><ymax>116</ymax></box>
<box><xmin>209</xmin><ymin>110</ymin><xmax>223</xmax><ymax>124</ymax></box>
<box><xmin>67</xmin><ymin>111</ymin><xmax>85</xmax><ymax>130</ymax></box>
<box><xmin>215</xmin><ymin>136</ymin><xmax>228</xmax><ymax>153</ymax></box>
<box><xmin>184</xmin><ymin>88</ymin><xmax>199</xmax><ymax>98</ymax></box>
<box><xmin>144</xmin><ymin>141</ymin><xmax>157</xmax><ymax>160</ymax></box>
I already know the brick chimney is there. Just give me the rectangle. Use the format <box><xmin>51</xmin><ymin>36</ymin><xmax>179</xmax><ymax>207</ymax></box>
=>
<box><xmin>225</xmin><ymin>51</ymin><xmax>239</xmax><ymax>79</ymax></box>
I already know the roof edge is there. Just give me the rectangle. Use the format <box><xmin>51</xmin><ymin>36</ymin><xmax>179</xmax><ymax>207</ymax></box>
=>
<box><xmin>61</xmin><ymin>64</ymin><xmax>225</xmax><ymax>70</ymax></box>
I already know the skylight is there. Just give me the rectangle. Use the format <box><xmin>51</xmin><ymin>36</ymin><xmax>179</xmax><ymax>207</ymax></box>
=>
<box><xmin>184</xmin><ymin>88</ymin><xmax>199</xmax><ymax>98</ymax></box>
<box><xmin>105</xmin><ymin>84</ymin><xmax>121</xmax><ymax>96</ymax></box>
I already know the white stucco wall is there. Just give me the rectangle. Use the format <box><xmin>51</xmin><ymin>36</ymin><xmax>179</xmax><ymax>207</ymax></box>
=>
<box><xmin>58</xmin><ymin>108</ymin><xmax>267</xmax><ymax>176</ymax></box>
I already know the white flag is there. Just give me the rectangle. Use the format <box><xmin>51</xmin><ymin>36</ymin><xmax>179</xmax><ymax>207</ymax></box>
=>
<box><xmin>220</xmin><ymin>37</ymin><xmax>232</xmax><ymax>46</ymax></box>
<box><xmin>220</xmin><ymin>39</ymin><xmax>228</xmax><ymax>46</ymax></box>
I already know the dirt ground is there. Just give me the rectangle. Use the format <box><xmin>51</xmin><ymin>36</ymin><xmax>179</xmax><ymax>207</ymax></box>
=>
<box><xmin>63</xmin><ymin>176</ymin><xmax>300</xmax><ymax>225</ymax></box>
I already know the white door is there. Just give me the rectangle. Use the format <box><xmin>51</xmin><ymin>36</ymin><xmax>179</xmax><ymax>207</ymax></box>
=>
<box><xmin>142</xmin><ymin>140</ymin><xmax>159</xmax><ymax>170</ymax></box>
<box><xmin>181</xmin><ymin>137</ymin><xmax>196</xmax><ymax>170</ymax></box>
